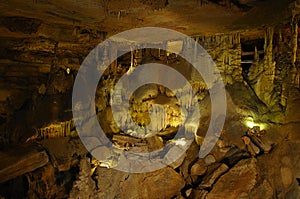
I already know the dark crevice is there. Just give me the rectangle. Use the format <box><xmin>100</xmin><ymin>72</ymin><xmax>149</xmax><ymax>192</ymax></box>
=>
<box><xmin>170</xmin><ymin>195</ymin><xmax>178</xmax><ymax>199</ymax></box>
<box><xmin>241</xmin><ymin>38</ymin><xmax>265</xmax><ymax>52</ymax></box>
<box><xmin>207</xmin><ymin>0</ymin><xmax>252</xmax><ymax>11</ymax></box>
<box><xmin>61</xmin><ymin>165</ymin><xmax>80</xmax><ymax>196</ymax></box>
<box><xmin>174</xmin><ymin>167</ymin><xmax>181</xmax><ymax>173</ymax></box>
<box><xmin>180</xmin><ymin>184</ymin><xmax>193</xmax><ymax>198</ymax></box>
<box><xmin>241</xmin><ymin>62</ymin><xmax>252</xmax><ymax>80</ymax></box>
<box><xmin>1</xmin><ymin>16</ymin><xmax>42</xmax><ymax>34</ymax></box>
<box><xmin>219</xmin><ymin>147</ymin><xmax>251</xmax><ymax>167</ymax></box>
<box><xmin>0</xmin><ymin>175</ymin><xmax>29</xmax><ymax>199</ymax></box>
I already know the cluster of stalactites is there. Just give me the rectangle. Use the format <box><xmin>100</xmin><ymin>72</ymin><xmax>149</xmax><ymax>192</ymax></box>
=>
<box><xmin>36</xmin><ymin>120</ymin><xmax>76</xmax><ymax>139</ymax></box>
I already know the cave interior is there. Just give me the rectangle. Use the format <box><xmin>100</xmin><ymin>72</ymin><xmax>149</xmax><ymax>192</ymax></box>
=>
<box><xmin>0</xmin><ymin>0</ymin><xmax>300</xmax><ymax>198</ymax></box>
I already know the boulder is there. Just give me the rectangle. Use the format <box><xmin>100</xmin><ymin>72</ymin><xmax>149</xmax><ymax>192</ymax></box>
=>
<box><xmin>207</xmin><ymin>158</ymin><xmax>257</xmax><ymax>199</ymax></box>
<box><xmin>95</xmin><ymin>167</ymin><xmax>185</xmax><ymax>199</ymax></box>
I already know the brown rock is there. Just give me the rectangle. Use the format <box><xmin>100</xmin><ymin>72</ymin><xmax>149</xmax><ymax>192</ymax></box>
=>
<box><xmin>207</xmin><ymin>158</ymin><xmax>257</xmax><ymax>199</ymax></box>
<box><xmin>281</xmin><ymin>156</ymin><xmax>291</xmax><ymax>166</ymax></box>
<box><xmin>190</xmin><ymin>189</ymin><xmax>208</xmax><ymax>199</ymax></box>
<box><xmin>239</xmin><ymin>192</ymin><xmax>249</xmax><ymax>198</ymax></box>
<box><xmin>185</xmin><ymin>188</ymin><xmax>192</xmax><ymax>197</ymax></box>
<box><xmin>26</xmin><ymin>163</ymin><xmax>62</xmax><ymax>198</ymax></box>
<box><xmin>96</xmin><ymin>167</ymin><xmax>185</xmax><ymax>199</ymax></box>
<box><xmin>247</xmin><ymin>134</ymin><xmax>272</xmax><ymax>153</ymax></box>
<box><xmin>69</xmin><ymin>158</ymin><xmax>97</xmax><ymax>199</ymax></box>
<box><xmin>281</xmin><ymin>167</ymin><xmax>293</xmax><ymax>188</ymax></box>
<box><xmin>250</xmin><ymin>180</ymin><xmax>274</xmax><ymax>199</ymax></box>
<box><xmin>243</xmin><ymin>136</ymin><xmax>260</xmax><ymax>156</ymax></box>
<box><xmin>249</xmin><ymin>141</ymin><xmax>260</xmax><ymax>155</ymax></box>
<box><xmin>200</xmin><ymin>163</ymin><xmax>229</xmax><ymax>189</ymax></box>
<box><xmin>146</xmin><ymin>136</ymin><xmax>164</xmax><ymax>151</ymax></box>
<box><xmin>179</xmin><ymin>142</ymin><xmax>200</xmax><ymax>181</ymax></box>
<box><xmin>242</xmin><ymin>136</ymin><xmax>251</xmax><ymax>145</ymax></box>
<box><xmin>204</xmin><ymin>154</ymin><xmax>216</xmax><ymax>165</ymax></box>
<box><xmin>0</xmin><ymin>144</ymin><xmax>49</xmax><ymax>183</ymax></box>
<box><xmin>41</xmin><ymin>138</ymin><xmax>87</xmax><ymax>171</ymax></box>
<box><xmin>112</xmin><ymin>134</ymin><xmax>142</xmax><ymax>145</ymax></box>
<box><xmin>190</xmin><ymin>160</ymin><xmax>207</xmax><ymax>176</ymax></box>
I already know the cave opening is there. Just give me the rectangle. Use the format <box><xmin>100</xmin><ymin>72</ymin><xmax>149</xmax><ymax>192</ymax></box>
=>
<box><xmin>241</xmin><ymin>38</ymin><xmax>265</xmax><ymax>79</ymax></box>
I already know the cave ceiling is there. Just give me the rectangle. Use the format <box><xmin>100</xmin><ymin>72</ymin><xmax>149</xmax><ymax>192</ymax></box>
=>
<box><xmin>0</xmin><ymin>0</ymin><xmax>295</xmax><ymax>36</ymax></box>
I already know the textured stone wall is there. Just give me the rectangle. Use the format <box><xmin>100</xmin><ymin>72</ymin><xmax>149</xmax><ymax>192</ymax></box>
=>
<box><xmin>0</xmin><ymin>18</ymin><xmax>106</xmax><ymax>143</ymax></box>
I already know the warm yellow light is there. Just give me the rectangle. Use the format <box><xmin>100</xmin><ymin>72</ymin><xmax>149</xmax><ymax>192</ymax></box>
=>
<box><xmin>66</xmin><ymin>68</ymin><xmax>71</xmax><ymax>74</ymax></box>
<box><xmin>246</xmin><ymin>120</ymin><xmax>256</xmax><ymax>128</ymax></box>
<box><xmin>244</xmin><ymin>118</ymin><xmax>266</xmax><ymax>130</ymax></box>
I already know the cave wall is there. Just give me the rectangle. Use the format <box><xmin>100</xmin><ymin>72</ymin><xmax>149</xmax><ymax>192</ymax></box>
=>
<box><xmin>1</xmin><ymin>15</ymin><xmax>300</xmax><ymax>141</ymax></box>
<box><xmin>0</xmin><ymin>18</ymin><xmax>106</xmax><ymax>143</ymax></box>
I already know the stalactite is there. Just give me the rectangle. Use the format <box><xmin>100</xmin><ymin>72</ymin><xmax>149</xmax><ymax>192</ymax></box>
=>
<box><xmin>148</xmin><ymin>104</ymin><xmax>166</xmax><ymax>134</ymax></box>
<box><xmin>291</xmin><ymin>16</ymin><xmax>298</xmax><ymax>65</ymax></box>
<box><xmin>264</xmin><ymin>27</ymin><xmax>274</xmax><ymax>67</ymax></box>
<box><xmin>109</xmin><ymin>41</ymin><xmax>118</xmax><ymax>76</ymax></box>
<box><xmin>278</xmin><ymin>16</ymin><xmax>300</xmax><ymax>107</ymax></box>
<box><xmin>27</xmin><ymin>120</ymin><xmax>76</xmax><ymax>141</ymax></box>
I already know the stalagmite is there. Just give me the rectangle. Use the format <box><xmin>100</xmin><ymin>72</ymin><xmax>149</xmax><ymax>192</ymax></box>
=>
<box><xmin>254</xmin><ymin>46</ymin><xmax>259</xmax><ymax>61</ymax></box>
<box><xmin>251</xmin><ymin>27</ymin><xmax>276</xmax><ymax>106</ymax></box>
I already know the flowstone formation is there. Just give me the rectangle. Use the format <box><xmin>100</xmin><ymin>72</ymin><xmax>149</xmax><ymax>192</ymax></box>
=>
<box><xmin>0</xmin><ymin>0</ymin><xmax>300</xmax><ymax>198</ymax></box>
